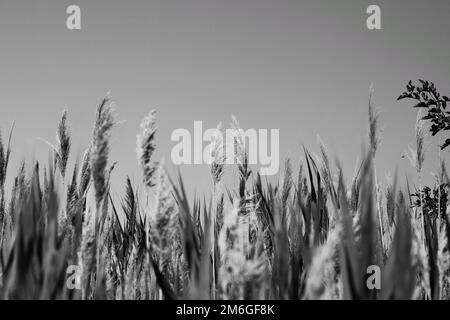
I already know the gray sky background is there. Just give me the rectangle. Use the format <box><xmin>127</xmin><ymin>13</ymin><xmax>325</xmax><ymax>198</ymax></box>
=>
<box><xmin>1</xmin><ymin>0</ymin><xmax>449</xmax><ymax>199</ymax></box>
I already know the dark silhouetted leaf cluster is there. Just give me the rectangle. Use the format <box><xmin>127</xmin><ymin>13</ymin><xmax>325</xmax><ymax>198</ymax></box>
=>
<box><xmin>398</xmin><ymin>80</ymin><xmax>450</xmax><ymax>150</ymax></box>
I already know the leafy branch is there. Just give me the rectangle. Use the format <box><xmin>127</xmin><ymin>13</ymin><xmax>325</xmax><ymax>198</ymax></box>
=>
<box><xmin>398</xmin><ymin>80</ymin><xmax>450</xmax><ymax>150</ymax></box>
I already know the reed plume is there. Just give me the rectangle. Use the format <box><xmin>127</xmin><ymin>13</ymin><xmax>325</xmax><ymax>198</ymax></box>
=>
<box><xmin>137</xmin><ymin>110</ymin><xmax>157</xmax><ymax>188</ymax></box>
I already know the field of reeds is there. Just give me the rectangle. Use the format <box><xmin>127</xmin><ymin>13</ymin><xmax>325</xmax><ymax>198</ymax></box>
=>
<box><xmin>0</xmin><ymin>80</ymin><xmax>449</xmax><ymax>300</ymax></box>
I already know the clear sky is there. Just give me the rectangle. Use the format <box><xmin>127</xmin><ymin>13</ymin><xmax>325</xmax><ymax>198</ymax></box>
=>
<box><xmin>1</xmin><ymin>0</ymin><xmax>449</xmax><ymax>199</ymax></box>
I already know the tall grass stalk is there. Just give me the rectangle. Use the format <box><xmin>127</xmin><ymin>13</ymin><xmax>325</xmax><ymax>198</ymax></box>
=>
<box><xmin>368</xmin><ymin>85</ymin><xmax>384</xmax><ymax>254</ymax></box>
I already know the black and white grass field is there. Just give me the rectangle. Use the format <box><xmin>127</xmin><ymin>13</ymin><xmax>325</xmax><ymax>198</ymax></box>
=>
<box><xmin>1</xmin><ymin>0</ymin><xmax>450</xmax><ymax>302</ymax></box>
<box><xmin>0</xmin><ymin>80</ymin><xmax>449</xmax><ymax>300</ymax></box>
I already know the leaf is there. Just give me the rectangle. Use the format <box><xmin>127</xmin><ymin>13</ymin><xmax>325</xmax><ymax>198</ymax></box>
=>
<box><xmin>413</xmin><ymin>102</ymin><xmax>428</xmax><ymax>108</ymax></box>
<box><xmin>428</xmin><ymin>107</ymin><xmax>440</xmax><ymax>113</ymax></box>
<box><xmin>431</xmin><ymin>124</ymin><xmax>440</xmax><ymax>136</ymax></box>
<box><xmin>428</xmin><ymin>99</ymin><xmax>437</xmax><ymax>106</ymax></box>
<box><xmin>441</xmin><ymin>139</ymin><xmax>450</xmax><ymax>150</ymax></box>
<box><xmin>397</xmin><ymin>93</ymin><xmax>410</xmax><ymax>101</ymax></box>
